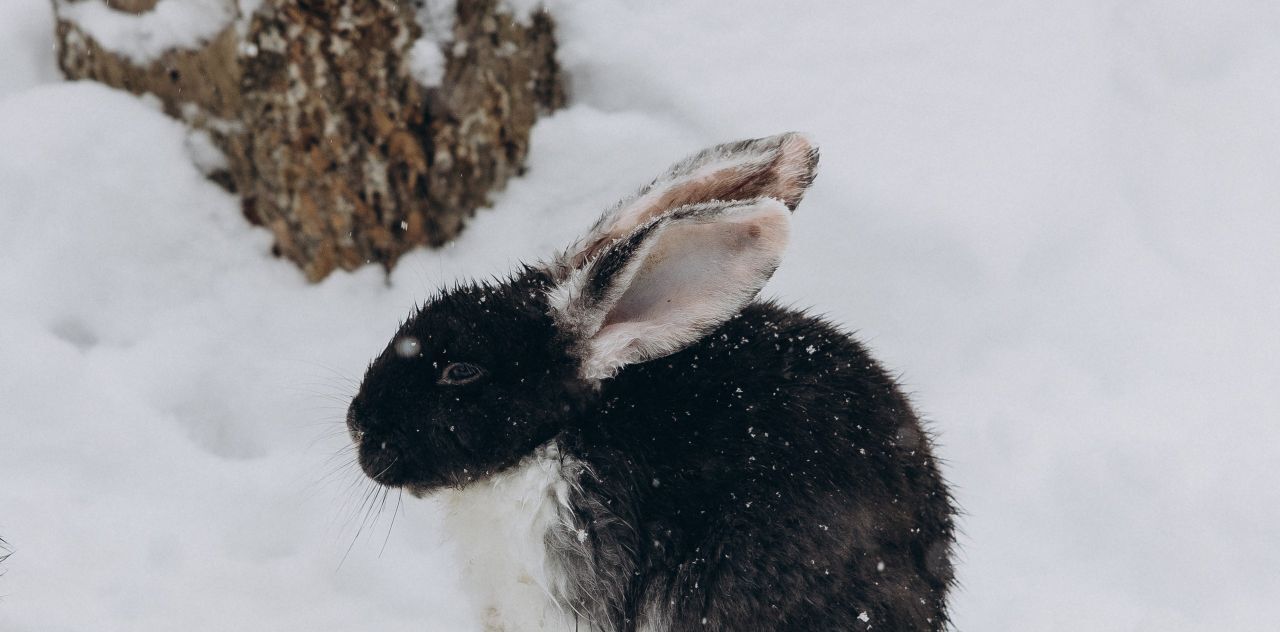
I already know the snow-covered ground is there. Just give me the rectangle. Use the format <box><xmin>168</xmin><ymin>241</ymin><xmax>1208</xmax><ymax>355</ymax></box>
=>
<box><xmin>3</xmin><ymin>1</ymin><xmax>1279</xmax><ymax>629</ymax></box>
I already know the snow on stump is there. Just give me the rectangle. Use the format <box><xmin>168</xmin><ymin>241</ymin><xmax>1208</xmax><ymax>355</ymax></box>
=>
<box><xmin>54</xmin><ymin>0</ymin><xmax>565</xmax><ymax>281</ymax></box>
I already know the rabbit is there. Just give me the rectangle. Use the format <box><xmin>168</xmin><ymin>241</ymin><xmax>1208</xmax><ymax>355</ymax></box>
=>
<box><xmin>346</xmin><ymin>132</ymin><xmax>956</xmax><ymax>632</ymax></box>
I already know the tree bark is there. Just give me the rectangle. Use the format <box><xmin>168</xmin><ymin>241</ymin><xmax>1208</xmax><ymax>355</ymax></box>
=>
<box><xmin>55</xmin><ymin>0</ymin><xmax>565</xmax><ymax>281</ymax></box>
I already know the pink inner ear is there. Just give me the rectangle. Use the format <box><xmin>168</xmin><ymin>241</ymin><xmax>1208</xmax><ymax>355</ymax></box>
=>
<box><xmin>602</xmin><ymin>222</ymin><xmax>757</xmax><ymax>327</ymax></box>
<box><xmin>572</xmin><ymin>134</ymin><xmax>815</xmax><ymax>267</ymax></box>
<box><xmin>586</xmin><ymin>204</ymin><xmax>790</xmax><ymax>375</ymax></box>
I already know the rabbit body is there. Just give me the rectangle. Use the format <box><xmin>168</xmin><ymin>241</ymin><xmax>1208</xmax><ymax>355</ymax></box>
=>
<box><xmin>348</xmin><ymin>134</ymin><xmax>956</xmax><ymax>631</ymax></box>
<box><xmin>438</xmin><ymin>301</ymin><xmax>952</xmax><ymax>632</ymax></box>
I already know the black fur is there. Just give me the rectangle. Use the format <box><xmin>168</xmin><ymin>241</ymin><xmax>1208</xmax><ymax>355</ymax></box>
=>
<box><xmin>347</xmin><ymin>270</ymin><xmax>580</xmax><ymax>492</ymax></box>
<box><xmin>349</xmin><ymin>273</ymin><xmax>955</xmax><ymax>631</ymax></box>
<box><xmin>563</xmin><ymin>301</ymin><xmax>954</xmax><ymax>630</ymax></box>
<box><xmin>348</xmin><ymin>133</ymin><xmax>956</xmax><ymax>631</ymax></box>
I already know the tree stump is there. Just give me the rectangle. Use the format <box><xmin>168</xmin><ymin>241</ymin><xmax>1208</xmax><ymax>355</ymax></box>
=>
<box><xmin>55</xmin><ymin>0</ymin><xmax>565</xmax><ymax>281</ymax></box>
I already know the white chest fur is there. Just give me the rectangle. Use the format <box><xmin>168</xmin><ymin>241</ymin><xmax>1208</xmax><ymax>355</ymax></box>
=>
<box><xmin>440</xmin><ymin>442</ymin><xmax>583</xmax><ymax>632</ymax></box>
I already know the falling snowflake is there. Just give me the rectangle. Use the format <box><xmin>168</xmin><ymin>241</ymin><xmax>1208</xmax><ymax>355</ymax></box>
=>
<box><xmin>394</xmin><ymin>335</ymin><xmax>421</xmax><ymax>357</ymax></box>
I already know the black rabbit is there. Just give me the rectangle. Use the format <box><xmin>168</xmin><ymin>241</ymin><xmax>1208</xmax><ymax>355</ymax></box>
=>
<box><xmin>347</xmin><ymin>133</ymin><xmax>956</xmax><ymax>631</ymax></box>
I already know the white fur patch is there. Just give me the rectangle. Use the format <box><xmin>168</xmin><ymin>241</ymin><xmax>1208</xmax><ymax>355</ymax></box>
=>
<box><xmin>439</xmin><ymin>442</ymin><xmax>583</xmax><ymax>632</ymax></box>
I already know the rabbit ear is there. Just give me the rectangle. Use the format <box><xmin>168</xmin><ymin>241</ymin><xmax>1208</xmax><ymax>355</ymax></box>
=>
<box><xmin>550</xmin><ymin>198</ymin><xmax>791</xmax><ymax>380</ymax></box>
<box><xmin>557</xmin><ymin>133</ymin><xmax>817</xmax><ymax>270</ymax></box>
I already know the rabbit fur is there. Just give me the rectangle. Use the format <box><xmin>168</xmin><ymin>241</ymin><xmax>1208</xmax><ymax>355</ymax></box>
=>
<box><xmin>347</xmin><ymin>133</ymin><xmax>956</xmax><ymax>631</ymax></box>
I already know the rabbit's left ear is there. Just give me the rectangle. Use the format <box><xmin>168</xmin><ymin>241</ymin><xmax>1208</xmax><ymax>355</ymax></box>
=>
<box><xmin>557</xmin><ymin>132</ymin><xmax>817</xmax><ymax>270</ymax></box>
<box><xmin>550</xmin><ymin>198</ymin><xmax>790</xmax><ymax>380</ymax></box>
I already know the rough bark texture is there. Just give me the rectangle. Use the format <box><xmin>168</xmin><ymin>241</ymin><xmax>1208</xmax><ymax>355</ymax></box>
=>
<box><xmin>55</xmin><ymin>0</ymin><xmax>565</xmax><ymax>281</ymax></box>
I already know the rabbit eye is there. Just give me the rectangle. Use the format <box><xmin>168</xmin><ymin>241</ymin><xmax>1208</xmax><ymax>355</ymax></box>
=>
<box><xmin>438</xmin><ymin>362</ymin><xmax>485</xmax><ymax>385</ymax></box>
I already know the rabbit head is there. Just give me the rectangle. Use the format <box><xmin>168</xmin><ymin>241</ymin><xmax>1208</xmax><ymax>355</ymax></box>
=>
<box><xmin>347</xmin><ymin>132</ymin><xmax>818</xmax><ymax>493</ymax></box>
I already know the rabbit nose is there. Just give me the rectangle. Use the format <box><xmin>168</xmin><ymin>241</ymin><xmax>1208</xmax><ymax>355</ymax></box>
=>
<box><xmin>357</xmin><ymin>437</ymin><xmax>406</xmax><ymax>485</ymax></box>
<box><xmin>346</xmin><ymin>397</ymin><xmax>368</xmax><ymax>441</ymax></box>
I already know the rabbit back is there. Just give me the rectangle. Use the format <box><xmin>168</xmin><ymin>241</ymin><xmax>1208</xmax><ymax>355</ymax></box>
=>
<box><xmin>548</xmin><ymin>300</ymin><xmax>956</xmax><ymax>631</ymax></box>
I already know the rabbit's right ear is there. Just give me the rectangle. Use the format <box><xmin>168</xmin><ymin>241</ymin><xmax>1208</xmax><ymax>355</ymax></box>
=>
<box><xmin>549</xmin><ymin>198</ymin><xmax>791</xmax><ymax>380</ymax></box>
<box><xmin>556</xmin><ymin>132</ymin><xmax>817</xmax><ymax>270</ymax></box>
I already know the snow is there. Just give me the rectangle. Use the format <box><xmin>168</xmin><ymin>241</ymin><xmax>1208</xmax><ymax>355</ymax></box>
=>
<box><xmin>0</xmin><ymin>0</ymin><xmax>59</xmax><ymax>97</ymax></box>
<box><xmin>408</xmin><ymin>38</ymin><xmax>448</xmax><ymax>88</ymax></box>
<box><xmin>2</xmin><ymin>1</ymin><xmax>1279</xmax><ymax>630</ymax></box>
<box><xmin>500</xmin><ymin>0</ymin><xmax>546</xmax><ymax>26</ymax></box>
<box><xmin>407</xmin><ymin>1</ymin><xmax>456</xmax><ymax>89</ymax></box>
<box><xmin>57</xmin><ymin>0</ymin><xmax>237</xmax><ymax>65</ymax></box>
<box><xmin>414</xmin><ymin>0</ymin><xmax>457</xmax><ymax>42</ymax></box>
